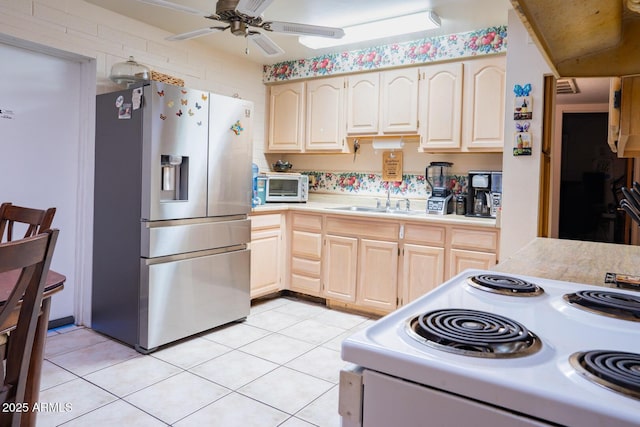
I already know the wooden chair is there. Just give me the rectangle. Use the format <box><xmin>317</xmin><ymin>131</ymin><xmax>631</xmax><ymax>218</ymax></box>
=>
<box><xmin>0</xmin><ymin>229</ymin><xmax>59</xmax><ymax>427</ymax></box>
<box><xmin>0</xmin><ymin>203</ymin><xmax>56</xmax><ymax>243</ymax></box>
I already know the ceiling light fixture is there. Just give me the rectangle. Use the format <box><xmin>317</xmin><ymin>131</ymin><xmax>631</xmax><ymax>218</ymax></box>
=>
<box><xmin>299</xmin><ymin>10</ymin><xmax>441</xmax><ymax>50</ymax></box>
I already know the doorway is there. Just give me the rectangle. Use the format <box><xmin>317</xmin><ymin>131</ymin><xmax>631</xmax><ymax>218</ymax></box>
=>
<box><xmin>558</xmin><ymin>112</ymin><xmax>627</xmax><ymax>243</ymax></box>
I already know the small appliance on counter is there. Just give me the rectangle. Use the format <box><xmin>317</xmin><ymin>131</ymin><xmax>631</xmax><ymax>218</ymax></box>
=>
<box><xmin>260</xmin><ymin>173</ymin><xmax>308</xmax><ymax>203</ymax></box>
<box><xmin>467</xmin><ymin>170</ymin><xmax>502</xmax><ymax>218</ymax></box>
<box><xmin>426</xmin><ymin>162</ymin><xmax>454</xmax><ymax>215</ymax></box>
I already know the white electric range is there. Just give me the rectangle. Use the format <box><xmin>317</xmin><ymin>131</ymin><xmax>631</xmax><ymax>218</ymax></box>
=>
<box><xmin>339</xmin><ymin>269</ymin><xmax>640</xmax><ymax>427</ymax></box>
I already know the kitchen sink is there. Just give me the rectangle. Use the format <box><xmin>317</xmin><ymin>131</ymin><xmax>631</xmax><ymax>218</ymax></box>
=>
<box><xmin>329</xmin><ymin>206</ymin><xmax>424</xmax><ymax>215</ymax></box>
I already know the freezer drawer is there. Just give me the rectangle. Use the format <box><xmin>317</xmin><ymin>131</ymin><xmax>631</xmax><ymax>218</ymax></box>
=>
<box><xmin>141</xmin><ymin>217</ymin><xmax>250</xmax><ymax>258</ymax></box>
<box><xmin>139</xmin><ymin>248</ymin><xmax>250</xmax><ymax>351</ymax></box>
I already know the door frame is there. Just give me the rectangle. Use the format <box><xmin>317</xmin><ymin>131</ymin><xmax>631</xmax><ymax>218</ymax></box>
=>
<box><xmin>550</xmin><ymin>102</ymin><xmax>608</xmax><ymax>238</ymax></box>
<box><xmin>0</xmin><ymin>35</ymin><xmax>97</xmax><ymax>326</ymax></box>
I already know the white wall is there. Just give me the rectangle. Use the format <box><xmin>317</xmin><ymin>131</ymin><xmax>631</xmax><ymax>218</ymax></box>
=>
<box><xmin>500</xmin><ymin>9</ymin><xmax>552</xmax><ymax>259</ymax></box>
<box><xmin>0</xmin><ymin>0</ymin><xmax>266</xmax><ymax>325</ymax></box>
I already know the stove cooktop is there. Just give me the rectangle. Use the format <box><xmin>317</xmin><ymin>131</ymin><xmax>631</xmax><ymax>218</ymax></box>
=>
<box><xmin>341</xmin><ymin>269</ymin><xmax>640</xmax><ymax>427</ymax></box>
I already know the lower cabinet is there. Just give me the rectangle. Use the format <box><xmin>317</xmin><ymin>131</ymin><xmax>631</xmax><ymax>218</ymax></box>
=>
<box><xmin>448</xmin><ymin>227</ymin><xmax>499</xmax><ymax>277</ymax></box>
<box><xmin>323</xmin><ymin>234</ymin><xmax>358</xmax><ymax>302</ymax></box>
<box><xmin>250</xmin><ymin>213</ymin><xmax>284</xmax><ymax>298</ymax></box>
<box><xmin>290</xmin><ymin>213</ymin><xmax>323</xmax><ymax>296</ymax></box>
<box><xmin>357</xmin><ymin>239</ymin><xmax>398</xmax><ymax>312</ymax></box>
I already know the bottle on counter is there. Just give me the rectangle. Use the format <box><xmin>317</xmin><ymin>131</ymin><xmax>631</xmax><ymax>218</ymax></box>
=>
<box><xmin>455</xmin><ymin>194</ymin><xmax>466</xmax><ymax>215</ymax></box>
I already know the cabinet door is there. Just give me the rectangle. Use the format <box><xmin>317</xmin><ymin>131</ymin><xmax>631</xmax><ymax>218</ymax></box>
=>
<box><xmin>323</xmin><ymin>235</ymin><xmax>358</xmax><ymax>303</ymax></box>
<box><xmin>250</xmin><ymin>228</ymin><xmax>282</xmax><ymax>298</ymax></box>
<box><xmin>449</xmin><ymin>249</ymin><xmax>497</xmax><ymax>277</ymax></box>
<box><xmin>357</xmin><ymin>239</ymin><xmax>398</xmax><ymax>312</ymax></box>
<box><xmin>419</xmin><ymin>63</ymin><xmax>463</xmax><ymax>150</ymax></box>
<box><xmin>306</xmin><ymin>77</ymin><xmax>346</xmax><ymax>151</ymax></box>
<box><xmin>347</xmin><ymin>73</ymin><xmax>380</xmax><ymax>134</ymax></box>
<box><xmin>380</xmin><ymin>68</ymin><xmax>419</xmax><ymax>133</ymax></box>
<box><xmin>268</xmin><ymin>82</ymin><xmax>305</xmax><ymax>151</ymax></box>
<box><xmin>462</xmin><ymin>56</ymin><xmax>506</xmax><ymax>150</ymax></box>
<box><xmin>401</xmin><ymin>244</ymin><xmax>445</xmax><ymax>304</ymax></box>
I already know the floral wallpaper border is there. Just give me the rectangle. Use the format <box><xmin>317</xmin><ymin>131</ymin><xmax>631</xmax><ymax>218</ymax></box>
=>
<box><xmin>301</xmin><ymin>171</ymin><xmax>468</xmax><ymax>198</ymax></box>
<box><xmin>264</xmin><ymin>25</ymin><xmax>507</xmax><ymax>82</ymax></box>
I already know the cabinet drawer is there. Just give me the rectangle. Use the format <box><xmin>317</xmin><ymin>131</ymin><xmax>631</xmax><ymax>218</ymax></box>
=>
<box><xmin>326</xmin><ymin>217</ymin><xmax>398</xmax><ymax>240</ymax></box>
<box><xmin>291</xmin><ymin>230</ymin><xmax>322</xmax><ymax>258</ymax></box>
<box><xmin>250</xmin><ymin>213</ymin><xmax>281</xmax><ymax>230</ymax></box>
<box><xmin>291</xmin><ymin>273</ymin><xmax>321</xmax><ymax>294</ymax></box>
<box><xmin>291</xmin><ymin>256</ymin><xmax>321</xmax><ymax>276</ymax></box>
<box><xmin>450</xmin><ymin>228</ymin><xmax>498</xmax><ymax>252</ymax></box>
<box><xmin>403</xmin><ymin>223</ymin><xmax>445</xmax><ymax>246</ymax></box>
<box><xmin>291</xmin><ymin>213</ymin><xmax>322</xmax><ymax>231</ymax></box>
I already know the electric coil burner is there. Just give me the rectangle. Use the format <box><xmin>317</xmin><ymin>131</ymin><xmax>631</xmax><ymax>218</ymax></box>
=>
<box><xmin>467</xmin><ymin>273</ymin><xmax>544</xmax><ymax>296</ymax></box>
<box><xmin>570</xmin><ymin>350</ymin><xmax>640</xmax><ymax>400</ymax></box>
<box><xmin>406</xmin><ymin>308</ymin><xmax>541</xmax><ymax>358</ymax></box>
<box><xmin>563</xmin><ymin>290</ymin><xmax>640</xmax><ymax>321</ymax></box>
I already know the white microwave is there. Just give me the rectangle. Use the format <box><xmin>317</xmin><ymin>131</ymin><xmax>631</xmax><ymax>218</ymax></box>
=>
<box><xmin>258</xmin><ymin>174</ymin><xmax>308</xmax><ymax>203</ymax></box>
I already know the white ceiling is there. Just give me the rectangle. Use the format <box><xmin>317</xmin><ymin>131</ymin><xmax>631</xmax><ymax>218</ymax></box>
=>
<box><xmin>83</xmin><ymin>0</ymin><xmax>610</xmax><ymax>103</ymax></box>
<box><xmin>84</xmin><ymin>0</ymin><xmax>513</xmax><ymax>64</ymax></box>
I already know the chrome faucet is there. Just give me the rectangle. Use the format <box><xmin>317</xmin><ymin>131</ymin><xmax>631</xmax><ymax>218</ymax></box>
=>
<box><xmin>385</xmin><ymin>185</ymin><xmax>392</xmax><ymax>209</ymax></box>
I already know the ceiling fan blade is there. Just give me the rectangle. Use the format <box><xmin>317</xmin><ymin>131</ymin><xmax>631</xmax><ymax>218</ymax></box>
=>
<box><xmin>248</xmin><ymin>32</ymin><xmax>284</xmax><ymax>56</ymax></box>
<box><xmin>135</xmin><ymin>0</ymin><xmax>209</xmax><ymax>16</ymax></box>
<box><xmin>167</xmin><ymin>27</ymin><xmax>227</xmax><ymax>41</ymax></box>
<box><xmin>236</xmin><ymin>0</ymin><xmax>274</xmax><ymax>17</ymax></box>
<box><xmin>265</xmin><ymin>21</ymin><xmax>345</xmax><ymax>39</ymax></box>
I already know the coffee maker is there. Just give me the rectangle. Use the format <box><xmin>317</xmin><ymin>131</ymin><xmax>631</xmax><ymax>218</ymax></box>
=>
<box><xmin>426</xmin><ymin>162</ymin><xmax>454</xmax><ymax>215</ymax></box>
<box><xmin>467</xmin><ymin>171</ymin><xmax>502</xmax><ymax>218</ymax></box>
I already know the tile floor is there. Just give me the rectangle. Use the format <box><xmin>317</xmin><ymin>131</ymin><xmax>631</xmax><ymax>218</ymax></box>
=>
<box><xmin>37</xmin><ymin>297</ymin><xmax>376</xmax><ymax>426</ymax></box>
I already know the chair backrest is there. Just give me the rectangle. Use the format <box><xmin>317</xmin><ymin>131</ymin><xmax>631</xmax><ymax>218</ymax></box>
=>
<box><xmin>0</xmin><ymin>229</ymin><xmax>59</xmax><ymax>426</ymax></box>
<box><xmin>0</xmin><ymin>202</ymin><xmax>56</xmax><ymax>243</ymax></box>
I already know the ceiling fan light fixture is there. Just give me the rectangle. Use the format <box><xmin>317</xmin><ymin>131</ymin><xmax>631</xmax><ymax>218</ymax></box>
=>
<box><xmin>299</xmin><ymin>9</ymin><xmax>441</xmax><ymax>50</ymax></box>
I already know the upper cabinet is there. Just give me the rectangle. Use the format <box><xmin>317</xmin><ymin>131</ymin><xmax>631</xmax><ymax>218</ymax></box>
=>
<box><xmin>346</xmin><ymin>73</ymin><xmax>380</xmax><ymax>134</ymax></box>
<box><xmin>268</xmin><ymin>81</ymin><xmax>305</xmax><ymax>152</ymax></box>
<box><xmin>266</xmin><ymin>55</ymin><xmax>505</xmax><ymax>153</ymax></box>
<box><xmin>418</xmin><ymin>62</ymin><xmax>464</xmax><ymax>150</ymax></box>
<box><xmin>346</xmin><ymin>68</ymin><xmax>419</xmax><ymax>136</ymax></box>
<box><xmin>305</xmin><ymin>76</ymin><xmax>346</xmax><ymax>151</ymax></box>
<box><xmin>462</xmin><ymin>56</ymin><xmax>506</xmax><ymax>151</ymax></box>
<box><xmin>380</xmin><ymin>68</ymin><xmax>420</xmax><ymax>134</ymax></box>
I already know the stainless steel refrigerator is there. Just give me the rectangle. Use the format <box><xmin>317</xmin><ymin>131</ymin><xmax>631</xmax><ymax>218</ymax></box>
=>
<box><xmin>92</xmin><ymin>82</ymin><xmax>252</xmax><ymax>353</ymax></box>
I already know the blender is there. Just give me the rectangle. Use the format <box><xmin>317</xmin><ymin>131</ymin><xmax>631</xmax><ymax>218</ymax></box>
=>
<box><xmin>426</xmin><ymin>161</ymin><xmax>454</xmax><ymax>215</ymax></box>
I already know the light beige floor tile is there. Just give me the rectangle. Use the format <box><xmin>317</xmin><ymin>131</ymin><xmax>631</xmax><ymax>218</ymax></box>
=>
<box><xmin>312</xmin><ymin>309</ymin><xmax>370</xmax><ymax>330</ymax></box>
<box><xmin>239</xmin><ymin>333</ymin><xmax>315</xmax><ymax>365</ymax></box>
<box><xmin>40</xmin><ymin>360</ymin><xmax>76</xmax><ymax>391</ymax></box>
<box><xmin>44</xmin><ymin>328</ymin><xmax>109</xmax><ymax>358</ymax></box>
<box><xmin>174</xmin><ymin>392</ymin><xmax>288</xmax><ymax>427</ymax></box>
<box><xmin>48</xmin><ymin>339</ymin><xmax>139</xmax><ymax>377</ymax></box>
<box><xmin>200</xmin><ymin>322</ymin><xmax>271</xmax><ymax>348</ymax></box>
<box><xmin>321</xmin><ymin>330</ymin><xmax>354</xmax><ymax>353</ymax></box>
<box><xmin>244</xmin><ymin>309</ymin><xmax>303</xmax><ymax>332</ymax></box>
<box><xmin>189</xmin><ymin>349</ymin><xmax>278</xmax><ymax>389</ymax></box>
<box><xmin>278</xmin><ymin>319</ymin><xmax>346</xmax><ymax>345</ymax></box>
<box><xmin>279</xmin><ymin>417</ymin><xmax>316</xmax><ymax>427</ymax></box>
<box><xmin>296</xmin><ymin>386</ymin><xmax>341</xmax><ymax>427</ymax></box>
<box><xmin>84</xmin><ymin>355</ymin><xmax>182</xmax><ymax>397</ymax></box>
<box><xmin>151</xmin><ymin>337</ymin><xmax>231</xmax><ymax>369</ymax></box>
<box><xmin>285</xmin><ymin>346</ymin><xmax>347</xmax><ymax>383</ymax></box>
<box><xmin>272</xmin><ymin>300</ymin><xmax>328</xmax><ymax>319</ymax></box>
<box><xmin>124</xmin><ymin>371</ymin><xmax>229</xmax><ymax>425</ymax></box>
<box><xmin>238</xmin><ymin>367</ymin><xmax>333</xmax><ymax>415</ymax></box>
<box><xmin>61</xmin><ymin>399</ymin><xmax>166</xmax><ymax>427</ymax></box>
<box><xmin>36</xmin><ymin>378</ymin><xmax>117</xmax><ymax>427</ymax></box>
<box><xmin>250</xmin><ymin>297</ymin><xmax>292</xmax><ymax>315</ymax></box>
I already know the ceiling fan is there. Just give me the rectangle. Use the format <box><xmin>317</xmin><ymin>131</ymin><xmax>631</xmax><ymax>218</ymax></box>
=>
<box><xmin>136</xmin><ymin>0</ymin><xmax>345</xmax><ymax>56</ymax></box>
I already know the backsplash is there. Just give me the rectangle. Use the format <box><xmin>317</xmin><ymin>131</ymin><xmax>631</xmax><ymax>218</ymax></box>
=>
<box><xmin>301</xmin><ymin>171</ymin><xmax>468</xmax><ymax>198</ymax></box>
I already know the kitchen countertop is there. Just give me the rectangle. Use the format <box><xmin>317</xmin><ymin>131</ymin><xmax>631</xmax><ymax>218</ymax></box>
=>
<box><xmin>251</xmin><ymin>194</ymin><xmax>498</xmax><ymax>228</ymax></box>
<box><xmin>493</xmin><ymin>237</ymin><xmax>640</xmax><ymax>289</ymax></box>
